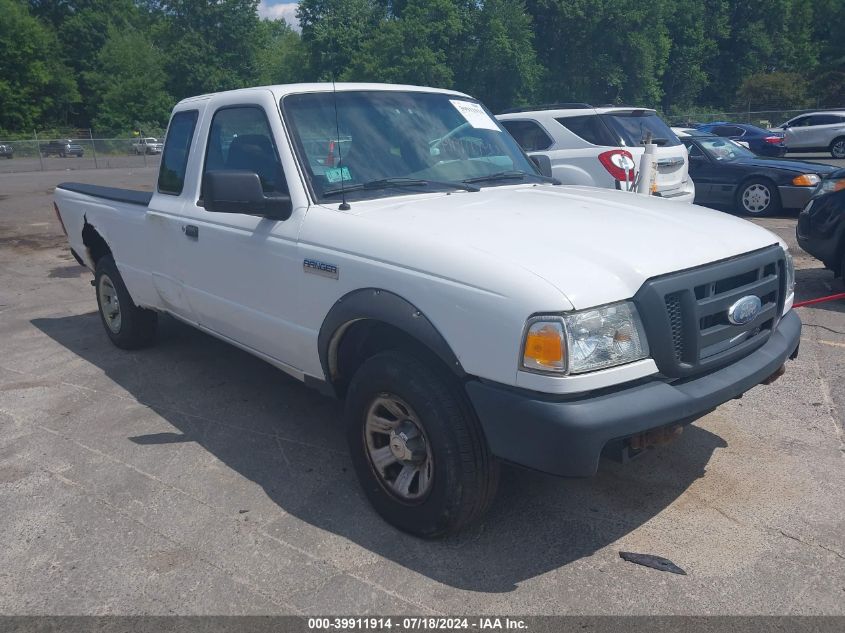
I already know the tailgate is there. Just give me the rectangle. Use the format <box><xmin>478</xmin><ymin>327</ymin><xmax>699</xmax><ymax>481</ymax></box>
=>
<box><xmin>653</xmin><ymin>147</ymin><xmax>688</xmax><ymax>193</ymax></box>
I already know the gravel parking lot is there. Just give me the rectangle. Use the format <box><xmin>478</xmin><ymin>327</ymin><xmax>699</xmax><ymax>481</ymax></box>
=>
<box><xmin>0</xmin><ymin>167</ymin><xmax>843</xmax><ymax>615</ymax></box>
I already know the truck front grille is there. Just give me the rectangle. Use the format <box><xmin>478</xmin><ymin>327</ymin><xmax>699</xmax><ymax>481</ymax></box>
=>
<box><xmin>635</xmin><ymin>246</ymin><xmax>786</xmax><ymax>379</ymax></box>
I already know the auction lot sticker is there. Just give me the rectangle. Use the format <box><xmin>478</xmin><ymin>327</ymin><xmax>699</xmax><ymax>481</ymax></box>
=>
<box><xmin>450</xmin><ymin>100</ymin><xmax>500</xmax><ymax>131</ymax></box>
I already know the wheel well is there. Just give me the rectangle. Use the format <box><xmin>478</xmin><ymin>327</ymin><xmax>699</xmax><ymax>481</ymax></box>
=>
<box><xmin>330</xmin><ymin>319</ymin><xmax>455</xmax><ymax>397</ymax></box>
<box><xmin>81</xmin><ymin>217</ymin><xmax>112</xmax><ymax>267</ymax></box>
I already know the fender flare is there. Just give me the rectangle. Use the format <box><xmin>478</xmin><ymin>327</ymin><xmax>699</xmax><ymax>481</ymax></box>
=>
<box><xmin>317</xmin><ymin>288</ymin><xmax>465</xmax><ymax>384</ymax></box>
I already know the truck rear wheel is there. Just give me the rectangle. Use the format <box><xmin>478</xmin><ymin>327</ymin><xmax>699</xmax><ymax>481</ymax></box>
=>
<box><xmin>94</xmin><ymin>256</ymin><xmax>157</xmax><ymax>349</ymax></box>
<box><xmin>344</xmin><ymin>350</ymin><xmax>499</xmax><ymax>538</ymax></box>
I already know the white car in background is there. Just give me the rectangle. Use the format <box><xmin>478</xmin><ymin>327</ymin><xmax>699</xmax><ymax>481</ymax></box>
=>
<box><xmin>132</xmin><ymin>137</ymin><xmax>164</xmax><ymax>155</ymax></box>
<box><xmin>497</xmin><ymin>104</ymin><xmax>695</xmax><ymax>202</ymax></box>
<box><xmin>775</xmin><ymin>111</ymin><xmax>845</xmax><ymax>158</ymax></box>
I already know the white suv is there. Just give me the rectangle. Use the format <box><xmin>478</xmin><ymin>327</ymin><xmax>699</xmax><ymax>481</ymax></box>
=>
<box><xmin>776</xmin><ymin>111</ymin><xmax>845</xmax><ymax>158</ymax></box>
<box><xmin>498</xmin><ymin>104</ymin><xmax>695</xmax><ymax>202</ymax></box>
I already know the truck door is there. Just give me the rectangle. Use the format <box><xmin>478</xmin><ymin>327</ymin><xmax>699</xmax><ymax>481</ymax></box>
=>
<box><xmin>173</xmin><ymin>92</ymin><xmax>309</xmax><ymax>372</ymax></box>
<box><xmin>146</xmin><ymin>109</ymin><xmax>202</xmax><ymax>320</ymax></box>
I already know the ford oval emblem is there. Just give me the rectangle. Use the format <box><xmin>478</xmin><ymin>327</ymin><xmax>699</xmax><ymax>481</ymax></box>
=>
<box><xmin>727</xmin><ymin>295</ymin><xmax>762</xmax><ymax>325</ymax></box>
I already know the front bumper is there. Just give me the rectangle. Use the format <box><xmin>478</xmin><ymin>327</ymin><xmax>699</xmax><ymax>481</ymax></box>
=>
<box><xmin>466</xmin><ymin>310</ymin><xmax>801</xmax><ymax>478</ymax></box>
<box><xmin>779</xmin><ymin>185</ymin><xmax>815</xmax><ymax>210</ymax></box>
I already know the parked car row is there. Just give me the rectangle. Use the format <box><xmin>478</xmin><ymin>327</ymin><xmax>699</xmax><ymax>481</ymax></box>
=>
<box><xmin>689</xmin><ymin>112</ymin><xmax>845</xmax><ymax>159</ymax></box>
<box><xmin>672</xmin><ymin>128</ymin><xmax>835</xmax><ymax>216</ymax></box>
<box><xmin>776</xmin><ymin>111</ymin><xmax>845</xmax><ymax>158</ymax></box>
<box><xmin>695</xmin><ymin>123</ymin><xmax>787</xmax><ymax>157</ymax></box>
<box><xmin>497</xmin><ymin>104</ymin><xmax>695</xmax><ymax>202</ymax></box>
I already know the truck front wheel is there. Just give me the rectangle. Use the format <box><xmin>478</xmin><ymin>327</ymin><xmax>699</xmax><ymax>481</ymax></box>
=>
<box><xmin>345</xmin><ymin>350</ymin><xmax>499</xmax><ymax>538</ymax></box>
<box><xmin>94</xmin><ymin>256</ymin><xmax>158</xmax><ymax>349</ymax></box>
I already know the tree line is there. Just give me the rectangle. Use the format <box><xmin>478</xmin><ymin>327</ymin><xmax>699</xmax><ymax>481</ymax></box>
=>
<box><xmin>1</xmin><ymin>0</ymin><xmax>843</xmax><ymax>136</ymax></box>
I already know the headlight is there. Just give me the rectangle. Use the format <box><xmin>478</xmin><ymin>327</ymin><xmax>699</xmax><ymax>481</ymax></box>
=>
<box><xmin>818</xmin><ymin>177</ymin><xmax>845</xmax><ymax>194</ymax></box>
<box><xmin>784</xmin><ymin>249</ymin><xmax>795</xmax><ymax>298</ymax></box>
<box><xmin>521</xmin><ymin>301</ymin><xmax>649</xmax><ymax>375</ymax></box>
<box><xmin>792</xmin><ymin>174</ymin><xmax>820</xmax><ymax>187</ymax></box>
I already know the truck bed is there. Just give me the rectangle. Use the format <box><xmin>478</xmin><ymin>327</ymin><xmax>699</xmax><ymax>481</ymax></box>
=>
<box><xmin>57</xmin><ymin>183</ymin><xmax>153</xmax><ymax>207</ymax></box>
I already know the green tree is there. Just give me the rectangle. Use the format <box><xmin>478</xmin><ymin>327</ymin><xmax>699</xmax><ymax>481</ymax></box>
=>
<box><xmin>343</xmin><ymin>0</ymin><xmax>463</xmax><ymax>87</ymax></box>
<box><xmin>526</xmin><ymin>0</ymin><xmax>674</xmax><ymax>107</ymax></box>
<box><xmin>455</xmin><ymin>0</ymin><xmax>541</xmax><ymax>111</ymax></box>
<box><xmin>704</xmin><ymin>0</ymin><xmax>821</xmax><ymax>107</ymax></box>
<box><xmin>661</xmin><ymin>0</ymin><xmax>727</xmax><ymax>111</ymax></box>
<box><xmin>255</xmin><ymin>19</ymin><xmax>310</xmax><ymax>86</ymax></box>
<box><xmin>297</xmin><ymin>0</ymin><xmax>382</xmax><ymax>80</ymax></box>
<box><xmin>154</xmin><ymin>0</ymin><xmax>264</xmax><ymax>99</ymax></box>
<box><xmin>0</xmin><ymin>0</ymin><xmax>79</xmax><ymax>133</ymax></box>
<box><xmin>812</xmin><ymin>71</ymin><xmax>845</xmax><ymax>108</ymax></box>
<box><xmin>736</xmin><ymin>72</ymin><xmax>810</xmax><ymax>110</ymax></box>
<box><xmin>86</xmin><ymin>28</ymin><xmax>172</xmax><ymax>134</ymax></box>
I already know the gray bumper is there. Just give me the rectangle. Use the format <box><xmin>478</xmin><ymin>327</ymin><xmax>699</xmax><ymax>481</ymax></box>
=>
<box><xmin>778</xmin><ymin>185</ymin><xmax>814</xmax><ymax>210</ymax></box>
<box><xmin>465</xmin><ymin>310</ymin><xmax>801</xmax><ymax>478</ymax></box>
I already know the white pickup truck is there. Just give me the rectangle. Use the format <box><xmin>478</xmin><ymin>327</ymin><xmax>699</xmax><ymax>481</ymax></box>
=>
<box><xmin>54</xmin><ymin>83</ymin><xmax>801</xmax><ymax>538</ymax></box>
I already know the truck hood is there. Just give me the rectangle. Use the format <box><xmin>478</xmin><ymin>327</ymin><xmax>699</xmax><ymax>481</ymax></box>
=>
<box><xmin>344</xmin><ymin>184</ymin><xmax>784</xmax><ymax>308</ymax></box>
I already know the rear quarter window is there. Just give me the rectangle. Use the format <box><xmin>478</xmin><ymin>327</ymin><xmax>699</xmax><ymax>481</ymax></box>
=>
<box><xmin>602</xmin><ymin>112</ymin><xmax>681</xmax><ymax>147</ymax></box>
<box><xmin>500</xmin><ymin>120</ymin><xmax>554</xmax><ymax>151</ymax></box>
<box><xmin>158</xmin><ymin>110</ymin><xmax>199</xmax><ymax>195</ymax></box>
<box><xmin>555</xmin><ymin>115</ymin><xmax>617</xmax><ymax>146</ymax></box>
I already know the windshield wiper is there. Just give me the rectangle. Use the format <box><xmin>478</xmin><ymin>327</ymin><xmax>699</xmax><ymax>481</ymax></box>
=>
<box><xmin>324</xmin><ymin>177</ymin><xmax>479</xmax><ymax>197</ymax></box>
<box><xmin>462</xmin><ymin>170</ymin><xmax>556</xmax><ymax>185</ymax></box>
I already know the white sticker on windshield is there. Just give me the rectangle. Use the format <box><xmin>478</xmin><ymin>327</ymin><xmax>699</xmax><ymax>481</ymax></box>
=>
<box><xmin>450</xmin><ymin>100</ymin><xmax>500</xmax><ymax>131</ymax></box>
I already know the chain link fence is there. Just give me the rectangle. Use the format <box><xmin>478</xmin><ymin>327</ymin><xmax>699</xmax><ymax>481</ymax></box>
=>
<box><xmin>0</xmin><ymin>130</ymin><xmax>167</xmax><ymax>175</ymax></box>
<box><xmin>665</xmin><ymin>107</ymin><xmax>844</xmax><ymax>129</ymax></box>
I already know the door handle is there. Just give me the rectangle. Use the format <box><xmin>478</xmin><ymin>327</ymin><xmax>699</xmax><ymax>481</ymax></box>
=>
<box><xmin>183</xmin><ymin>224</ymin><xmax>199</xmax><ymax>239</ymax></box>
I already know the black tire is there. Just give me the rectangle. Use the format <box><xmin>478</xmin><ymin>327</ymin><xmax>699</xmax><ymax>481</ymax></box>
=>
<box><xmin>94</xmin><ymin>256</ymin><xmax>157</xmax><ymax>349</ymax></box>
<box><xmin>736</xmin><ymin>178</ymin><xmax>781</xmax><ymax>216</ymax></box>
<box><xmin>345</xmin><ymin>350</ymin><xmax>499</xmax><ymax>538</ymax></box>
<box><xmin>830</xmin><ymin>137</ymin><xmax>845</xmax><ymax>160</ymax></box>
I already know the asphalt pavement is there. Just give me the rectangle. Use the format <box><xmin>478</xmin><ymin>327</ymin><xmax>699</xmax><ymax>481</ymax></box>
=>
<box><xmin>0</xmin><ymin>167</ymin><xmax>842</xmax><ymax>615</ymax></box>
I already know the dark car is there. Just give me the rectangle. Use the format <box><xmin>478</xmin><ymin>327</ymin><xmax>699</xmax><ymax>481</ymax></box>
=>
<box><xmin>697</xmin><ymin>122</ymin><xmax>787</xmax><ymax>157</ymax></box>
<box><xmin>40</xmin><ymin>139</ymin><xmax>84</xmax><ymax>158</ymax></box>
<box><xmin>797</xmin><ymin>169</ymin><xmax>845</xmax><ymax>277</ymax></box>
<box><xmin>676</xmin><ymin>129</ymin><xmax>836</xmax><ymax>216</ymax></box>
<box><xmin>0</xmin><ymin>143</ymin><xmax>12</xmax><ymax>159</ymax></box>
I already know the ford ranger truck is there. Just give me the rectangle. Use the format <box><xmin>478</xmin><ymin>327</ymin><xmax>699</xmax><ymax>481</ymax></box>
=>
<box><xmin>53</xmin><ymin>84</ymin><xmax>801</xmax><ymax>538</ymax></box>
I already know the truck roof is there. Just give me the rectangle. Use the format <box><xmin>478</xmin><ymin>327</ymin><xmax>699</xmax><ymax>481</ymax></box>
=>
<box><xmin>175</xmin><ymin>82</ymin><xmax>472</xmax><ymax>107</ymax></box>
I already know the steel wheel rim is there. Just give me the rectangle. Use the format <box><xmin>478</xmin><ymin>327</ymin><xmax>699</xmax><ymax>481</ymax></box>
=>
<box><xmin>363</xmin><ymin>394</ymin><xmax>433</xmax><ymax>503</ymax></box>
<box><xmin>98</xmin><ymin>274</ymin><xmax>122</xmax><ymax>333</ymax></box>
<box><xmin>833</xmin><ymin>141</ymin><xmax>845</xmax><ymax>158</ymax></box>
<box><xmin>742</xmin><ymin>183</ymin><xmax>771</xmax><ymax>213</ymax></box>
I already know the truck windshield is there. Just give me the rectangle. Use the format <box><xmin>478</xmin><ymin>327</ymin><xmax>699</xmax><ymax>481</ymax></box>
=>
<box><xmin>282</xmin><ymin>90</ymin><xmax>543</xmax><ymax>202</ymax></box>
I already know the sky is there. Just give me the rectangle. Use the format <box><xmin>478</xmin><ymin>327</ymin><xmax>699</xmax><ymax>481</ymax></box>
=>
<box><xmin>258</xmin><ymin>1</ymin><xmax>300</xmax><ymax>27</ymax></box>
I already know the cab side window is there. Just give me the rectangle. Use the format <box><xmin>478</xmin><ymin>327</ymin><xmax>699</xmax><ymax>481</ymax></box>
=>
<box><xmin>203</xmin><ymin>106</ymin><xmax>287</xmax><ymax>196</ymax></box>
<box><xmin>500</xmin><ymin>120</ymin><xmax>554</xmax><ymax>152</ymax></box>
<box><xmin>158</xmin><ymin>110</ymin><xmax>198</xmax><ymax>195</ymax></box>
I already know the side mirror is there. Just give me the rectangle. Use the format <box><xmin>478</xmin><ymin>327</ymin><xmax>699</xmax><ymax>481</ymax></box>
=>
<box><xmin>203</xmin><ymin>170</ymin><xmax>292</xmax><ymax>221</ymax></box>
<box><xmin>529</xmin><ymin>154</ymin><xmax>553</xmax><ymax>178</ymax></box>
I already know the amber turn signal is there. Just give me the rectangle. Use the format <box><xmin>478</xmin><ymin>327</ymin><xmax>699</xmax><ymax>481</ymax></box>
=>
<box><xmin>523</xmin><ymin>321</ymin><xmax>566</xmax><ymax>372</ymax></box>
<box><xmin>792</xmin><ymin>174</ymin><xmax>820</xmax><ymax>187</ymax></box>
